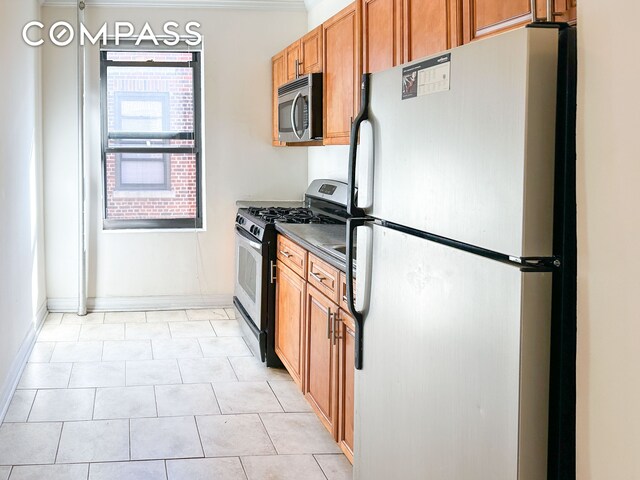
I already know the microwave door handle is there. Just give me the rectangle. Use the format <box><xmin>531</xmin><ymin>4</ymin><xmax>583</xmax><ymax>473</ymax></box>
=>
<box><xmin>290</xmin><ymin>92</ymin><xmax>303</xmax><ymax>140</ymax></box>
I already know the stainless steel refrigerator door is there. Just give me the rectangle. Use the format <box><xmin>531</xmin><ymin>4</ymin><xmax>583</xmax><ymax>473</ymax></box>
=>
<box><xmin>354</xmin><ymin>224</ymin><xmax>552</xmax><ymax>480</ymax></box>
<box><xmin>364</xmin><ymin>27</ymin><xmax>559</xmax><ymax>258</ymax></box>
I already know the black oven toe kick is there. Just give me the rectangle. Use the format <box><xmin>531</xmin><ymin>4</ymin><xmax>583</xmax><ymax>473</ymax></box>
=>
<box><xmin>233</xmin><ymin>297</ymin><xmax>283</xmax><ymax>368</ymax></box>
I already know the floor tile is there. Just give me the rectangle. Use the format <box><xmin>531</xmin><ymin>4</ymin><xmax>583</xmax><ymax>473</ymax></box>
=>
<box><xmin>268</xmin><ymin>381</ymin><xmax>312</xmax><ymax>413</ymax></box>
<box><xmin>93</xmin><ymin>386</ymin><xmax>157</xmax><ymax>420</ymax></box>
<box><xmin>29</xmin><ymin>388</ymin><xmax>94</xmax><ymax>422</ymax></box>
<box><xmin>198</xmin><ymin>337</ymin><xmax>251</xmax><ymax>357</ymax></box>
<box><xmin>166</xmin><ymin>457</ymin><xmax>247</xmax><ymax>480</ymax></box>
<box><xmin>186</xmin><ymin>309</ymin><xmax>228</xmax><ymax>321</ymax></box>
<box><xmin>3</xmin><ymin>390</ymin><xmax>36</xmax><ymax>422</ymax></box>
<box><xmin>178</xmin><ymin>358</ymin><xmax>236</xmax><ymax>383</ymax></box>
<box><xmin>211</xmin><ymin>320</ymin><xmax>243</xmax><ymax>337</ymax></box>
<box><xmin>79</xmin><ymin>324</ymin><xmax>124</xmax><ymax>341</ymax></box>
<box><xmin>28</xmin><ymin>342</ymin><xmax>55</xmax><ymax>362</ymax></box>
<box><xmin>314</xmin><ymin>454</ymin><xmax>353</xmax><ymax>480</ymax></box>
<box><xmin>224</xmin><ymin>308</ymin><xmax>237</xmax><ymax>319</ymax></box>
<box><xmin>130</xmin><ymin>416</ymin><xmax>203</xmax><ymax>460</ymax></box>
<box><xmin>196</xmin><ymin>414</ymin><xmax>275</xmax><ymax>457</ymax></box>
<box><xmin>69</xmin><ymin>362</ymin><xmax>126</xmax><ymax>388</ymax></box>
<box><xmin>214</xmin><ymin>382</ymin><xmax>283</xmax><ymax>414</ymax></box>
<box><xmin>103</xmin><ymin>340</ymin><xmax>152</xmax><ymax>361</ymax></box>
<box><xmin>18</xmin><ymin>363</ymin><xmax>72</xmax><ymax>389</ymax></box>
<box><xmin>228</xmin><ymin>357</ymin><xmax>292</xmax><ymax>382</ymax></box>
<box><xmin>155</xmin><ymin>384</ymin><xmax>220</xmax><ymax>417</ymax></box>
<box><xmin>9</xmin><ymin>464</ymin><xmax>89</xmax><ymax>480</ymax></box>
<box><xmin>169</xmin><ymin>321</ymin><xmax>216</xmax><ymax>339</ymax></box>
<box><xmin>44</xmin><ymin>312</ymin><xmax>63</xmax><ymax>325</ymax></box>
<box><xmin>38</xmin><ymin>324</ymin><xmax>80</xmax><ymax>342</ymax></box>
<box><xmin>126</xmin><ymin>359</ymin><xmax>182</xmax><ymax>386</ymax></box>
<box><xmin>0</xmin><ymin>422</ymin><xmax>62</xmax><ymax>465</ymax></box>
<box><xmin>0</xmin><ymin>468</ymin><xmax>7</xmax><ymax>480</ymax></box>
<box><xmin>56</xmin><ymin>419</ymin><xmax>129</xmax><ymax>463</ymax></box>
<box><xmin>104</xmin><ymin>311</ymin><xmax>146</xmax><ymax>324</ymax></box>
<box><xmin>152</xmin><ymin>339</ymin><xmax>203</xmax><ymax>359</ymax></box>
<box><xmin>146</xmin><ymin>311</ymin><xmax>188</xmax><ymax>323</ymax></box>
<box><xmin>61</xmin><ymin>312</ymin><xmax>105</xmax><ymax>324</ymax></box>
<box><xmin>50</xmin><ymin>341</ymin><xmax>103</xmax><ymax>362</ymax></box>
<box><xmin>260</xmin><ymin>413</ymin><xmax>341</xmax><ymax>454</ymax></box>
<box><xmin>89</xmin><ymin>460</ymin><xmax>166</xmax><ymax>480</ymax></box>
<box><xmin>126</xmin><ymin>323</ymin><xmax>171</xmax><ymax>340</ymax></box>
<box><xmin>241</xmin><ymin>455</ymin><xmax>327</xmax><ymax>480</ymax></box>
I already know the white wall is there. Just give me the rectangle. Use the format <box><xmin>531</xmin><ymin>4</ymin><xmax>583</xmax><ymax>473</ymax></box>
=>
<box><xmin>306</xmin><ymin>0</ymin><xmax>353</xmax><ymax>184</ymax></box>
<box><xmin>42</xmin><ymin>6</ymin><xmax>308</xmax><ymax>309</ymax></box>
<box><xmin>576</xmin><ymin>1</ymin><xmax>640</xmax><ymax>477</ymax></box>
<box><xmin>0</xmin><ymin>0</ymin><xmax>47</xmax><ymax>417</ymax></box>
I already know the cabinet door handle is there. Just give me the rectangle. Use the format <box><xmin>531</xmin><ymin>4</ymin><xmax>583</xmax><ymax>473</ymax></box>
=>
<box><xmin>333</xmin><ymin>313</ymin><xmax>341</xmax><ymax>345</ymax></box>
<box><xmin>279</xmin><ymin>250</ymin><xmax>291</xmax><ymax>258</ymax></box>
<box><xmin>310</xmin><ymin>271</ymin><xmax>325</xmax><ymax>283</ymax></box>
<box><xmin>342</xmin><ymin>295</ymin><xmax>348</xmax><ymax>303</ymax></box>
<box><xmin>270</xmin><ymin>261</ymin><xmax>277</xmax><ymax>284</ymax></box>
<box><xmin>326</xmin><ymin>308</ymin><xmax>333</xmax><ymax>340</ymax></box>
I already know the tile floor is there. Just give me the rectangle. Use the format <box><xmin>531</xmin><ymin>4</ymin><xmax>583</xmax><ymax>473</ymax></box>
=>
<box><xmin>0</xmin><ymin>308</ymin><xmax>352</xmax><ymax>480</ymax></box>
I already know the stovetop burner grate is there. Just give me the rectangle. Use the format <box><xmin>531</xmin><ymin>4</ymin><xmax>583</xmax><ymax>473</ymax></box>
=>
<box><xmin>245</xmin><ymin>207</ymin><xmax>341</xmax><ymax>225</ymax></box>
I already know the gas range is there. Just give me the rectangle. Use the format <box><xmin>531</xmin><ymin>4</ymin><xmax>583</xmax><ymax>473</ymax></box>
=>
<box><xmin>233</xmin><ymin>179</ymin><xmax>349</xmax><ymax>367</ymax></box>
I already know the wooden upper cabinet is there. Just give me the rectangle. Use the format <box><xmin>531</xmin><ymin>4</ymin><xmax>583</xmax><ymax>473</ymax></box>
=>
<box><xmin>361</xmin><ymin>0</ymin><xmax>402</xmax><ymax>74</ymax></box>
<box><xmin>403</xmin><ymin>0</ymin><xmax>460</xmax><ymax>62</ymax></box>
<box><xmin>271</xmin><ymin>50</ymin><xmax>286</xmax><ymax>146</ymax></box>
<box><xmin>286</xmin><ymin>42</ymin><xmax>301</xmax><ymax>81</ymax></box>
<box><xmin>552</xmin><ymin>0</ymin><xmax>577</xmax><ymax>23</ymax></box>
<box><xmin>275</xmin><ymin>260</ymin><xmax>306</xmax><ymax>387</ymax></box>
<box><xmin>323</xmin><ymin>3</ymin><xmax>361</xmax><ymax>145</ymax></box>
<box><xmin>462</xmin><ymin>0</ymin><xmax>537</xmax><ymax>43</ymax></box>
<box><xmin>301</xmin><ymin>26</ymin><xmax>324</xmax><ymax>74</ymax></box>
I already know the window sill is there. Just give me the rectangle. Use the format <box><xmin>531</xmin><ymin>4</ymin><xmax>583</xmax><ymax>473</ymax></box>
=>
<box><xmin>101</xmin><ymin>227</ymin><xmax>206</xmax><ymax>234</ymax></box>
<box><xmin>113</xmin><ymin>190</ymin><xmax>175</xmax><ymax>199</ymax></box>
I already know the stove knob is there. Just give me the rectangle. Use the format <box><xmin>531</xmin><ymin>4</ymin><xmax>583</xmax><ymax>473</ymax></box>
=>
<box><xmin>238</xmin><ymin>217</ymin><xmax>245</xmax><ymax>225</ymax></box>
<box><xmin>255</xmin><ymin>227</ymin><xmax>261</xmax><ymax>237</ymax></box>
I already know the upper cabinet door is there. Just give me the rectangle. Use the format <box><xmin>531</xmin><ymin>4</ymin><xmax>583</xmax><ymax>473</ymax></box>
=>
<box><xmin>323</xmin><ymin>3</ymin><xmax>361</xmax><ymax>145</ymax></box>
<box><xmin>462</xmin><ymin>0</ymin><xmax>536</xmax><ymax>43</ymax></box>
<box><xmin>271</xmin><ymin>50</ymin><xmax>286</xmax><ymax>146</ymax></box>
<box><xmin>361</xmin><ymin>0</ymin><xmax>402</xmax><ymax>74</ymax></box>
<box><xmin>403</xmin><ymin>0</ymin><xmax>460</xmax><ymax>63</ymax></box>
<box><xmin>286</xmin><ymin>41</ymin><xmax>301</xmax><ymax>81</ymax></box>
<box><xmin>553</xmin><ymin>0</ymin><xmax>577</xmax><ymax>23</ymax></box>
<box><xmin>301</xmin><ymin>26</ymin><xmax>324</xmax><ymax>74</ymax></box>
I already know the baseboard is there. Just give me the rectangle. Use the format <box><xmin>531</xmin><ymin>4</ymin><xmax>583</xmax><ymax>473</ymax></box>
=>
<box><xmin>47</xmin><ymin>294</ymin><xmax>234</xmax><ymax>313</ymax></box>
<box><xmin>0</xmin><ymin>300</ymin><xmax>48</xmax><ymax>423</ymax></box>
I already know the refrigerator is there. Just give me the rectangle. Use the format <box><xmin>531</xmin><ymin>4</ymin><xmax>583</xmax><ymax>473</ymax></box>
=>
<box><xmin>344</xmin><ymin>24</ymin><xmax>576</xmax><ymax>480</ymax></box>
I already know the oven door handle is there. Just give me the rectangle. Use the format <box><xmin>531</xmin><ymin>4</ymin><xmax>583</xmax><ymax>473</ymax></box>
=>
<box><xmin>235</xmin><ymin>226</ymin><xmax>262</xmax><ymax>251</ymax></box>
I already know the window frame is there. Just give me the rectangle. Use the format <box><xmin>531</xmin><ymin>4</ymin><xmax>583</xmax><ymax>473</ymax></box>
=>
<box><xmin>100</xmin><ymin>49</ymin><xmax>203</xmax><ymax>230</ymax></box>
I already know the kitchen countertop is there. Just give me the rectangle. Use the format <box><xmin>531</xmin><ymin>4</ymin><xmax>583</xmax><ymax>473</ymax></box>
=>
<box><xmin>275</xmin><ymin>223</ymin><xmax>353</xmax><ymax>273</ymax></box>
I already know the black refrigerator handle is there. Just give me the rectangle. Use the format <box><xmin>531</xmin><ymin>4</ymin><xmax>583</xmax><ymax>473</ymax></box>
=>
<box><xmin>347</xmin><ymin>74</ymin><xmax>371</xmax><ymax>217</ymax></box>
<box><xmin>346</xmin><ymin>217</ymin><xmax>368</xmax><ymax>370</ymax></box>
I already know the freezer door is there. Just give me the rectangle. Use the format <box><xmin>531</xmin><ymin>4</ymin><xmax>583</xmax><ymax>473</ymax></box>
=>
<box><xmin>354</xmin><ymin>224</ymin><xmax>552</xmax><ymax>480</ymax></box>
<box><xmin>365</xmin><ymin>27</ymin><xmax>559</xmax><ymax>258</ymax></box>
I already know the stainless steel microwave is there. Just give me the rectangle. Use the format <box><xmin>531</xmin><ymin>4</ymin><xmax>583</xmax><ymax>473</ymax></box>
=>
<box><xmin>278</xmin><ymin>73</ymin><xmax>323</xmax><ymax>143</ymax></box>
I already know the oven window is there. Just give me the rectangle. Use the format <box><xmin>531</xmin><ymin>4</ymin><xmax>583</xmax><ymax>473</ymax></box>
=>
<box><xmin>238</xmin><ymin>246</ymin><xmax>257</xmax><ymax>303</ymax></box>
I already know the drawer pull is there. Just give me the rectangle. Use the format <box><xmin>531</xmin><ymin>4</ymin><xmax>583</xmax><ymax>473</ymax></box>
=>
<box><xmin>310</xmin><ymin>271</ymin><xmax>325</xmax><ymax>282</ymax></box>
<box><xmin>279</xmin><ymin>250</ymin><xmax>291</xmax><ymax>258</ymax></box>
<box><xmin>342</xmin><ymin>295</ymin><xmax>348</xmax><ymax>303</ymax></box>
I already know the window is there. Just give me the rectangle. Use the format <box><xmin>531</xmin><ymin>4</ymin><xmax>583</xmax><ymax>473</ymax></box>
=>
<box><xmin>101</xmin><ymin>49</ymin><xmax>202</xmax><ymax>229</ymax></box>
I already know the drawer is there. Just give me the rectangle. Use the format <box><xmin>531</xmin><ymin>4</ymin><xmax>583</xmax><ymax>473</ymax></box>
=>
<box><xmin>339</xmin><ymin>271</ymin><xmax>356</xmax><ymax>313</ymax></box>
<box><xmin>277</xmin><ymin>235</ymin><xmax>307</xmax><ymax>278</ymax></box>
<box><xmin>308</xmin><ymin>253</ymin><xmax>340</xmax><ymax>304</ymax></box>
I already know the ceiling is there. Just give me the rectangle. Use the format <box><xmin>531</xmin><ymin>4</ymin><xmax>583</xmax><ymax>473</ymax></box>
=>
<box><xmin>41</xmin><ymin>0</ymin><xmax>313</xmax><ymax>10</ymax></box>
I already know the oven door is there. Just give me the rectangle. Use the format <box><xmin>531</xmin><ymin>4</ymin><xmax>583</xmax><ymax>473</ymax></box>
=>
<box><xmin>234</xmin><ymin>227</ymin><xmax>263</xmax><ymax>331</ymax></box>
<box><xmin>278</xmin><ymin>87</ymin><xmax>311</xmax><ymax>143</ymax></box>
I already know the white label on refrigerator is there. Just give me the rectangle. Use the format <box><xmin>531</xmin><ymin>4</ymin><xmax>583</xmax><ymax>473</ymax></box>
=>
<box><xmin>402</xmin><ymin>53</ymin><xmax>451</xmax><ymax>100</ymax></box>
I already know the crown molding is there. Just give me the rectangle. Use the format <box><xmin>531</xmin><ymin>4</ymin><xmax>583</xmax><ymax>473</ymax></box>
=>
<box><xmin>41</xmin><ymin>0</ymin><xmax>307</xmax><ymax>11</ymax></box>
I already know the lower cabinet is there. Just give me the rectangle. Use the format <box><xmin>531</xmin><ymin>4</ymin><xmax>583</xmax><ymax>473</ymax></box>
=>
<box><xmin>337</xmin><ymin>308</ymin><xmax>356</xmax><ymax>461</ymax></box>
<box><xmin>304</xmin><ymin>284</ymin><xmax>339</xmax><ymax>435</ymax></box>
<box><xmin>274</xmin><ymin>234</ymin><xmax>355</xmax><ymax>464</ymax></box>
<box><xmin>275</xmin><ymin>260</ymin><xmax>306</xmax><ymax>387</ymax></box>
